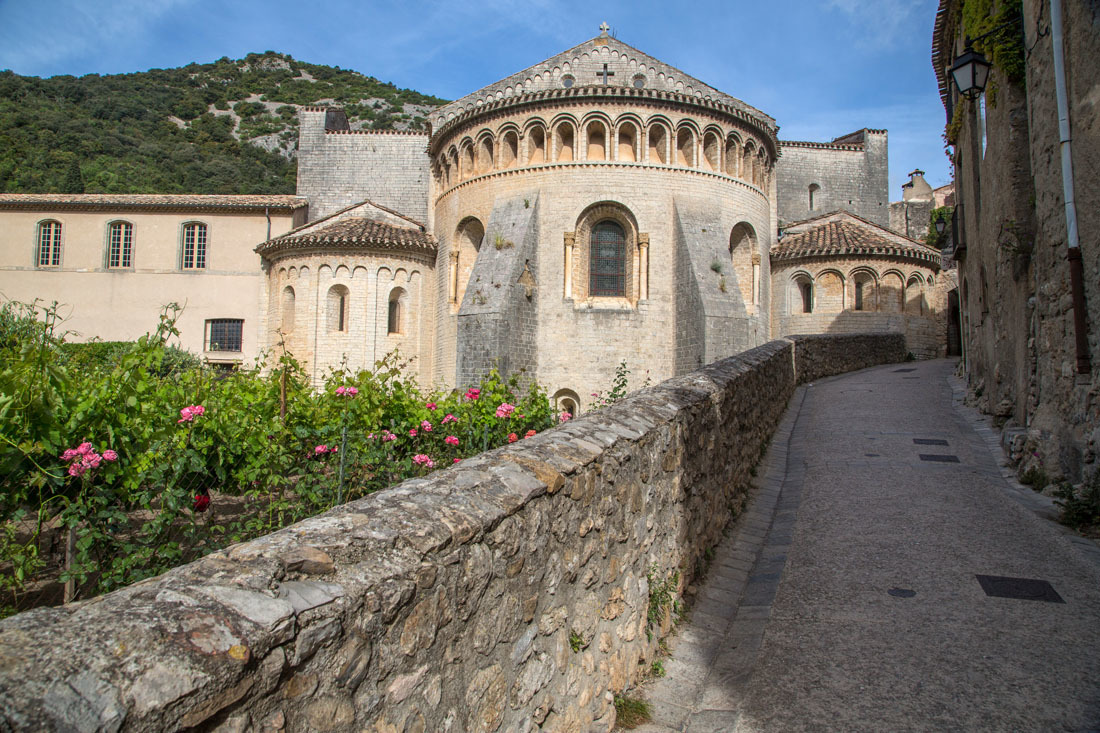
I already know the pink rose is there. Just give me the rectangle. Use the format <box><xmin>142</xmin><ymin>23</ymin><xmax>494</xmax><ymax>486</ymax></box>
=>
<box><xmin>445</xmin><ymin>435</ymin><xmax>459</xmax><ymax>446</ymax></box>
<box><xmin>525</xmin><ymin>430</ymin><xmax>536</xmax><ymax>438</ymax></box>
<box><xmin>508</xmin><ymin>433</ymin><xmax>518</xmax><ymax>443</ymax></box>
<box><xmin>453</xmin><ymin>458</ymin><xmax>461</xmax><ymax>464</ymax></box>
<box><xmin>442</xmin><ymin>413</ymin><xmax>457</xmax><ymax>424</ymax></box>
<box><xmin>61</xmin><ymin>448</ymin><xmax>78</xmax><ymax>461</ymax></box>
<box><xmin>76</xmin><ymin>442</ymin><xmax>93</xmax><ymax>455</ymax></box>
<box><xmin>102</xmin><ymin>450</ymin><xmax>118</xmax><ymax>462</ymax></box>
<box><xmin>409</xmin><ymin>428</ymin><xmax>418</xmax><ymax>437</ymax></box>
<box><xmin>560</xmin><ymin>412</ymin><xmax>572</xmax><ymax>422</ymax></box>
<box><xmin>315</xmin><ymin>445</ymin><xmax>329</xmax><ymax>454</ymax></box>
<box><xmin>426</xmin><ymin>402</ymin><xmax>437</xmax><ymax>410</ymax></box>
<box><xmin>421</xmin><ymin>420</ymin><xmax>432</xmax><ymax>432</ymax></box>
<box><xmin>495</xmin><ymin>403</ymin><xmax>515</xmax><ymax>419</ymax></box>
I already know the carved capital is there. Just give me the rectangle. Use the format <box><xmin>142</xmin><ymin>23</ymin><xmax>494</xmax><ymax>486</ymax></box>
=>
<box><xmin>638</xmin><ymin>233</ymin><xmax>650</xmax><ymax>248</ymax></box>
<box><xmin>564</xmin><ymin>232</ymin><xmax>576</xmax><ymax>248</ymax></box>
<box><xmin>752</xmin><ymin>253</ymin><xmax>761</xmax><ymax>265</ymax></box>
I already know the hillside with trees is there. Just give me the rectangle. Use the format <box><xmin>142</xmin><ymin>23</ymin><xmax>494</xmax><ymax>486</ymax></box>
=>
<box><xmin>0</xmin><ymin>52</ymin><xmax>447</xmax><ymax>195</ymax></box>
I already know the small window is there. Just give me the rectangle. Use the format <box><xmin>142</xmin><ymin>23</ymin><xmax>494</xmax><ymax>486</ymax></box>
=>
<box><xmin>36</xmin><ymin>221</ymin><xmax>62</xmax><ymax>267</ymax></box>
<box><xmin>561</xmin><ymin>74</ymin><xmax>575</xmax><ymax>88</ymax></box>
<box><xmin>590</xmin><ymin>220</ymin><xmax>626</xmax><ymax>297</ymax></box>
<box><xmin>327</xmin><ymin>285</ymin><xmax>349</xmax><ymax>333</ymax></box>
<box><xmin>632</xmin><ymin>75</ymin><xmax>646</xmax><ymax>89</ymax></box>
<box><xmin>107</xmin><ymin>222</ymin><xmax>133</xmax><ymax>268</ymax></box>
<box><xmin>182</xmin><ymin>223</ymin><xmax>207</xmax><ymax>270</ymax></box>
<box><xmin>388</xmin><ymin>287</ymin><xmax>407</xmax><ymax>334</ymax></box>
<box><xmin>808</xmin><ymin>183</ymin><xmax>820</xmax><ymax>211</ymax></box>
<box><xmin>206</xmin><ymin>319</ymin><xmax>243</xmax><ymax>352</ymax></box>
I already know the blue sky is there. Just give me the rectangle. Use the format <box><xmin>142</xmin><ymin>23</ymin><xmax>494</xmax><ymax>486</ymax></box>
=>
<box><xmin>0</xmin><ymin>0</ymin><xmax>951</xmax><ymax>196</ymax></box>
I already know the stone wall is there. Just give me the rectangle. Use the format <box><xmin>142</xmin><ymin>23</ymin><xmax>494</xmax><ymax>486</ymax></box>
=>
<box><xmin>297</xmin><ymin>109</ymin><xmax>430</xmax><ymax>224</ymax></box>
<box><xmin>775</xmin><ymin>130</ymin><xmax>890</xmax><ymax>227</ymax></box>
<box><xmin>0</xmin><ymin>334</ymin><xmax>905</xmax><ymax>732</ymax></box>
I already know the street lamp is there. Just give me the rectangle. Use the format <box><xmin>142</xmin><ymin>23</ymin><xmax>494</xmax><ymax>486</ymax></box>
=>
<box><xmin>935</xmin><ymin>216</ymin><xmax>948</xmax><ymax>236</ymax></box>
<box><xmin>949</xmin><ymin>45</ymin><xmax>992</xmax><ymax>99</ymax></box>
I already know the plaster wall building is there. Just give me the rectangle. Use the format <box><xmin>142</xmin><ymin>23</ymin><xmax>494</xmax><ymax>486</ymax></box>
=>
<box><xmin>933</xmin><ymin>0</ymin><xmax>1100</xmax><ymax>480</ymax></box>
<box><xmin>0</xmin><ymin>194</ymin><xmax>307</xmax><ymax>362</ymax></box>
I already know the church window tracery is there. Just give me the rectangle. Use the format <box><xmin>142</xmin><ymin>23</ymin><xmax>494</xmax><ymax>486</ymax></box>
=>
<box><xmin>590</xmin><ymin>220</ymin><xmax>626</xmax><ymax>297</ymax></box>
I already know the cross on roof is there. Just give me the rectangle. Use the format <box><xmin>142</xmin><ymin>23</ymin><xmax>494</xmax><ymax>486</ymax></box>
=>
<box><xmin>596</xmin><ymin>63</ymin><xmax>615</xmax><ymax>85</ymax></box>
<box><xmin>599</xmin><ymin>22</ymin><xmax>610</xmax><ymax>36</ymax></box>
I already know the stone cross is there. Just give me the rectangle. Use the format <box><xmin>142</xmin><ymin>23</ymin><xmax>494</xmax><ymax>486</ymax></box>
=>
<box><xmin>599</xmin><ymin>22</ymin><xmax>610</xmax><ymax>36</ymax></box>
<box><xmin>596</xmin><ymin>63</ymin><xmax>615</xmax><ymax>85</ymax></box>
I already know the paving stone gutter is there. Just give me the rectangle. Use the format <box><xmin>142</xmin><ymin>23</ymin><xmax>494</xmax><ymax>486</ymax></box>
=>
<box><xmin>0</xmin><ymin>333</ymin><xmax>905</xmax><ymax>732</ymax></box>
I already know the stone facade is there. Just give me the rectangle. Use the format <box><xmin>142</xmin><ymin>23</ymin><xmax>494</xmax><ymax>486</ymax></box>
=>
<box><xmin>933</xmin><ymin>0</ymin><xmax>1100</xmax><ymax>480</ymax></box>
<box><xmin>0</xmin><ymin>332</ymin><xmax>905</xmax><ymax>733</ymax></box>
<box><xmin>775</xmin><ymin>130</ymin><xmax>890</xmax><ymax>227</ymax></box>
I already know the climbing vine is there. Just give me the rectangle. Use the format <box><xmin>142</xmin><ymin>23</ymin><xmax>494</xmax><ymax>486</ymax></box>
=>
<box><xmin>960</xmin><ymin>0</ymin><xmax>1026</xmax><ymax>84</ymax></box>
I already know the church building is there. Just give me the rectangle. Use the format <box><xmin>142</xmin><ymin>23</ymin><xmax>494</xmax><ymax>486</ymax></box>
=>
<box><xmin>0</xmin><ymin>27</ymin><xmax>948</xmax><ymax>411</ymax></box>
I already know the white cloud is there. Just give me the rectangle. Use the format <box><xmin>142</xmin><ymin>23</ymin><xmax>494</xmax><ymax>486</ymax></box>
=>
<box><xmin>822</xmin><ymin>0</ymin><xmax>935</xmax><ymax>49</ymax></box>
<box><xmin>0</xmin><ymin>0</ymin><xmax>193</xmax><ymax>74</ymax></box>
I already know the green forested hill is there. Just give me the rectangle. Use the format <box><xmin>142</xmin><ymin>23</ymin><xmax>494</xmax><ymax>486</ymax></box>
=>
<box><xmin>0</xmin><ymin>52</ymin><xmax>447</xmax><ymax>195</ymax></box>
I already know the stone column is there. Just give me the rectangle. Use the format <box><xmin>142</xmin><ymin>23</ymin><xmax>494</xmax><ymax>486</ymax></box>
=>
<box><xmin>450</xmin><ymin>251</ymin><xmax>459</xmax><ymax>304</ymax></box>
<box><xmin>752</xmin><ymin>253</ymin><xmax>761</xmax><ymax>311</ymax></box>
<box><xmin>564</xmin><ymin>232</ymin><xmax>575</xmax><ymax>298</ymax></box>
<box><xmin>639</xmin><ymin>234</ymin><xmax>650</xmax><ymax>301</ymax></box>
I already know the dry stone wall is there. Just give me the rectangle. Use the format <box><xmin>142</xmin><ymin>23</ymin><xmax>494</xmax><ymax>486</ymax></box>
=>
<box><xmin>0</xmin><ymin>334</ymin><xmax>904</xmax><ymax>732</ymax></box>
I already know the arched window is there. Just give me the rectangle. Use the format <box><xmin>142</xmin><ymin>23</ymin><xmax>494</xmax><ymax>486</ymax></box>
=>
<box><xmin>477</xmin><ymin>135</ymin><xmax>493</xmax><ymax>173</ymax></box>
<box><xmin>452</xmin><ymin>217</ymin><xmax>484</xmax><ymax>305</ymax></box>
<box><xmin>555</xmin><ymin>123</ymin><xmax>574</xmax><ymax>162</ymax></box>
<box><xmin>460</xmin><ymin>143</ymin><xmax>474</xmax><ymax>180</ymax></box>
<box><xmin>327</xmin><ymin>285</ymin><xmax>349</xmax><ymax>332</ymax></box>
<box><xmin>742</xmin><ymin>143</ymin><xmax>756</xmax><ymax>185</ymax></box>
<box><xmin>181</xmin><ymin>222</ymin><xmax>207</xmax><ymax>270</ymax></box>
<box><xmin>586</xmin><ymin>121</ymin><xmax>606</xmax><ymax>161</ymax></box>
<box><xmin>725</xmin><ymin>135</ymin><xmax>741</xmax><ymax>176</ymax></box>
<box><xmin>702</xmin><ymin>131</ymin><xmax>720</xmax><ymax>171</ymax></box>
<box><xmin>617</xmin><ymin>122</ymin><xmax>638</xmax><ymax>162</ymax></box>
<box><xmin>590</xmin><ymin>220</ymin><xmax>626</xmax><ymax>297</ymax></box>
<box><xmin>648</xmin><ymin>124</ymin><xmax>668</xmax><ymax>164</ymax></box>
<box><xmin>853</xmin><ymin>271</ymin><xmax>876</xmax><ymax>311</ymax></box>
<box><xmin>552</xmin><ymin>389</ymin><xmax>581</xmax><ymax>419</ymax></box>
<box><xmin>107</xmin><ymin>221</ymin><xmax>133</xmax><ymax>269</ymax></box>
<box><xmin>729</xmin><ymin>222</ymin><xmax>758</xmax><ymax>308</ymax></box>
<box><xmin>792</xmin><ymin>274</ymin><xmax>813</xmax><ymax>314</ymax></box>
<box><xmin>281</xmin><ymin>286</ymin><xmax>295</xmax><ymax>332</ymax></box>
<box><xmin>500</xmin><ymin>130</ymin><xmax>518</xmax><ymax>168</ymax></box>
<box><xmin>808</xmin><ymin>183</ymin><xmax>820</xmax><ymax>211</ymax></box>
<box><xmin>388</xmin><ymin>287</ymin><xmax>408</xmax><ymax>334</ymax></box>
<box><xmin>676</xmin><ymin>128</ymin><xmax>694</xmax><ymax>167</ymax></box>
<box><xmin>905</xmin><ymin>275</ymin><xmax>925</xmax><ymax>315</ymax></box>
<box><xmin>36</xmin><ymin>220</ymin><xmax>62</xmax><ymax>267</ymax></box>
<box><xmin>527</xmin><ymin>125</ymin><xmax>546</xmax><ymax>164</ymax></box>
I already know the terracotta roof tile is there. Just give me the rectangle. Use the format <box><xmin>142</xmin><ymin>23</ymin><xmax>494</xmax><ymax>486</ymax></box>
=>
<box><xmin>0</xmin><ymin>194</ymin><xmax>308</xmax><ymax>211</ymax></box>
<box><xmin>774</xmin><ymin>211</ymin><xmax>940</xmax><ymax>268</ymax></box>
<box><xmin>256</xmin><ymin>216</ymin><xmax>436</xmax><ymax>256</ymax></box>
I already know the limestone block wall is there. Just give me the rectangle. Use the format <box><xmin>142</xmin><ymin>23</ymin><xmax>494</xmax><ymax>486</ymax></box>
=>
<box><xmin>771</xmin><ymin>257</ymin><xmax>946</xmax><ymax>359</ymax></box>
<box><xmin>297</xmin><ymin>109</ymin><xmax>430</xmax><ymax>223</ymax></box>
<box><xmin>775</xmin><ymin>131</ymin><xmax>890</xmax><ymax>226</ymax></box>
<box><xmin>0</xmin><ymin>333</ymin><xmax>905</xmax><ymax>733</ymax></box>
<box><xmin>888</xmin><ymin>199</ymin><xmax>936</xmax><ymax>240</ymax></box>
<box><xmin>265</xmin><ymin>251</ymin><xmax>435</xmax><ymax>387</ymax></box>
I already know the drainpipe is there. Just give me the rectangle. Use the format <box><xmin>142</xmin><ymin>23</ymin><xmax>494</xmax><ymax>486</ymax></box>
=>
<box><xmin>1050</xmin><ymin>0</ymin><xmax>1092</xmax><ymax>374</ymax></box>
<box><xmin>265</xmin><ymin>206</ymin><xmax>271</xmax><ymax>242</ymax></box>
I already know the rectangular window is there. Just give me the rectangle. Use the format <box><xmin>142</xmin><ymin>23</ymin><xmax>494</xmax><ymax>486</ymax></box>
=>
<box><xmin>37</xmin><ymin>221</ymin><xmax>62</xmax><ymax>267</ymax></box>
<box><xmin>205</xmin><ymin>319</ymin><xmax>243</xmax><ymax>352</ymax></box>
<box><xmin>107</xmin><ymin>222</ymin><xmax>133</xmax><ymax>268</ymax></box>
<box><xmin>182</xmin><ymin>223</ymin><xmax>207</xmax><ymax>270</ymax></box>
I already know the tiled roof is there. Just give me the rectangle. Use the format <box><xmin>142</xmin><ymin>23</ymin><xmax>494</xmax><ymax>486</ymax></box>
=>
<box><xmin>256</xmin><ymin>216</ymin><xmax>436</xmax><ymax>257</ymax></box>
<box><xmin>0</xmin><ymin>194</ymin><xmax>308</xmax><ymax>211</ymax></box>
<box><xmin>430</xmin><ymin>33</ymin><xmax>775</xmax><ymax>135</ymax></box>
<box><xmin>774</xmin><ymin>211</ymin><xmax>940</xmax><ymax>267</ymax></box>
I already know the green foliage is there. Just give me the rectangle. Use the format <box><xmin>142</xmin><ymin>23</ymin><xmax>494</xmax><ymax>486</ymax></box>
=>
<box><xmin>925</xmin><ymin>206</ymin><xmax>954</xmax><ymax>249</ymax></box>
<box><xmin>650</xmin><ymin>659</ymin><xmax>666</xmax><ymax>678</ymax></box>
<box><xmin>590</xmin><ymin>361</ymin><xmax>636</xmax><ymax>410</ymax></box>
<box><xmin>0</xmin><ymin>52</ymin><xmax>447</xmax><ymax>195</ymax></box>
<box><xmin>0</xmin><ymin>301</ymin><xmax>553</xmax><ymax>614</ymax></box>
<box><xmin>961</xmin><ymin>0</ymin><xmax>1025</xmax><ymax>84</ymax></box>
<box><xmin>1019</xmin><ymin>465</ymin><xmax>1048</xmax><ymax>491</ymax></box>
<box><xmin>613</xmin><ymin>695</ymin><xmax>652</xmax><ymax>728</ymax></box>
<box><xmin>1054</xmin><ymin>472</ymin><xmax>1100</xmax><ymax>531</ymax></box>
<box><xmin>569</xmin><ymin>629</ymin><xmax>583</xmax><ymax>653</ymax></box>
<box><xmin>646</xmin><ymin>564</ymin><xmax>680</xmax><ymax>641</ymax></box>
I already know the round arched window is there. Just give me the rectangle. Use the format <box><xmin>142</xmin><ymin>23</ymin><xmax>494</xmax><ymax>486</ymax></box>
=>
<box><xmin>633</xmin><ymin>75</ymin><xmax>646</xmax><ymax>89</ymax></box>
<box><xmin>590</xmin><ymin>220</ymin><xmax>626</xmax><ymax>297</ymax></box>
<box><xmin>562</xmin><ymin>74</ymin><xmax>575</xmax><ymax>88</ymax></box>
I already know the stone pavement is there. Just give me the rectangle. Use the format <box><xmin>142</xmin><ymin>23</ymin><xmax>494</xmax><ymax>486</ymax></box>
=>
<box><xmin>636</xmin><ymin>359</ymin><xmax>1100</xmax><ymax>732</ymax></box>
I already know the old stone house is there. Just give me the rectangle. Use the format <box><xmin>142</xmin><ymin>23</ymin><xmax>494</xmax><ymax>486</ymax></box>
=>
<box><xmin>932</xmin><ymin>0</ymin><xmax>1099</xmax><ymax>481</ymax></box>
<box><xmin>0</xmin><ymin>27</ymin><xmax>949</xmax><ymax>410</ymax></box>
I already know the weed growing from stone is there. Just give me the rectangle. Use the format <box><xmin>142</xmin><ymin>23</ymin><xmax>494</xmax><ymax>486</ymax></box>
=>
<box><xmin>646</xmin><ymin>564</ymin><xmax>680</xmax><ymax>641</ymax></box>
<box><xmin>569</xmin><ymin>629</ymin><xmax>583</xmax><ymax>653</ymax></box>
<box><xmin>650</xmin><ymin>659</ymin><xmax>666</xmax><ymax>678</ymax></box>
<box><xmin>1019</xmin><ymin>465</ymin><xmax>1048</xmax><ymax>492</ymax></box>
<box><xmin>1054</xmin><ymin>471</ymin><xmax>1100</xmax><ymax>533</ymax></box>
<box><xmin>613</xmin><ymin>695</ymin><xmax>651</xmax><ymax>729</ymax></box>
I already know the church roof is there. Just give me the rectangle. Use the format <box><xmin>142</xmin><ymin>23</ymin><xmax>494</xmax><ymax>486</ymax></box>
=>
<box><xmin>774</xmin><ymin>211</ymin><xmax>940</xmax><ymax>268</ymax></box>
<box><xmin>0</xmin><ymin>193</ymin><xmax>308</xmax><ymax>212</ymax></box>
<box><xmin>430</xmin><ymin>28</ymin><xmax>775</xmax><ymax>131</ymax></box>
<box><xmin>256</xmin><ymin>199</ymin><xmax>436</xmax><ymax>258</ymax></box>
